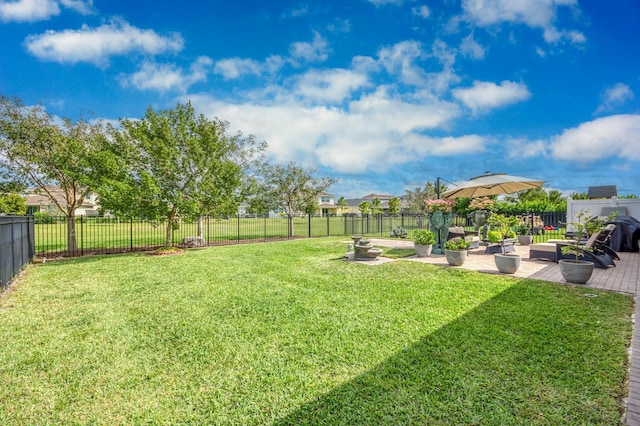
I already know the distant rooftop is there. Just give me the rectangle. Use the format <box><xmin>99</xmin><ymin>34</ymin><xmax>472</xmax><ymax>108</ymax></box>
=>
<box><xmin>588</xmin><ymin>185</ymin><xmax>617</xmax><ymax>199</ymax></box>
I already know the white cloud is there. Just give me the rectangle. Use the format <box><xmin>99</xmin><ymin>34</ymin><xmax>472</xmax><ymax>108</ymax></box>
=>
<box><xmin>452</xmin><ymin>80</ymin><xmax>531</xmax><ymax>113</ymax></box>
<box><xmin>185</xmin><ymin>88</ymin><xmax>461</xmax><ymax>173</ymax></box>
<box><xmin>550</xmin><ymin>114</ymin><xmax>640</xmax><ymax>162</ymax></box>
<box><xmin>122</xmin><ymin>57</ymin><xmax>212</xmax><ymax>92</ymax></box>
<box><xmin>59</xmin><ymin>0</ymin><xmax>94</xmax><ymax>15</ymax></box>
<box><xmin>460</xmin><ymin>33</ymin><xmax>485</xmax><ymax>59</ymax></box>
<box><xmin>0</xmin><ymin>0</ymin><xmax>93</xmax><ymax>22</ymax></box>
<box><xmin>294</xmin><ymin>69</ymin><xmax>370</xmax><ymax>103</ymax></box>
<box><xmin>0</xmin><ymin>0</ymin><xmax>59</xmax><ymax>22</ymax></box>
<box><xmin>377</xmin><ymin>40</ymin><xmax>428</xmax><ymax>86</ymax></box>
<box><xmin>462</xmin><ymin>0</ymin><xmax>576</xmax><ymax>28</ymax></box>
<box><xmin>289</xmin><ymin>31</ymin><xmax>330</xmax><ymax>64</ymax></box>
<box><xmin>543</xmin><ymin>27</ymin><xmax>585</xmax><ymax>44</ymax></box>
<box><xmin>505</xmin><ymin>138</ymin><xmax>548</xmax><ymax>159</ymax></box>
<box><xmin>596</xmin><ymin>83</ymin><xmax>634</xmax><ymax>114</ymax></box>
<box><xmin>404</xmin><ymin>134</ymin><xmax>487</xmax><ymax>156</ymax></box>
<box><xmin>412</xmin><ymin>5</ymin><xmax>430</xmax><ymax>19</ymax></box>
<box><xmin>214</xmin><ymin>58</ymin><xmax>263</xmax><ymax>79</ymax></box>
<box><xmin>214</xmin><ymin>55</ymin><xmax>284</xmax><ymax>80</ymax></box>
<box><xmin>462</xmin><ymin>0</ymin><xmax>584</xmax><ymax>45</ymax></box>
<box><xmin>25</xmin><ymin>17</ymin><xmax>184</xmax><ymax>66</ymax></box>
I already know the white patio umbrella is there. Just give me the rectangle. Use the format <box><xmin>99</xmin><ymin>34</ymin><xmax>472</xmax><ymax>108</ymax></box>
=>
<box><xmin>441</xmin><ymin>173</ymin><xmax>544</xmax><ymax>199</ymax></box>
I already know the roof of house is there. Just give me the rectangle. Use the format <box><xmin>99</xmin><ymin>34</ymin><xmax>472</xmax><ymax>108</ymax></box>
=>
<box><xmin>588</xmin><ymin>185</ymin><xmax>617</xmax><ymax>199</ymax></box>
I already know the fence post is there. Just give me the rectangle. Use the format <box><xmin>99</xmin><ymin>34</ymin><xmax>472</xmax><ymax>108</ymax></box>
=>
<box><xmin>130</xmin><ymin>218</ymin><xmax>133</xmax><ymax>252</ymax></box>
<box><xmin>237</xmin><ymin>214</ymin><xmax>241</xmax><ymax>243</ymax></box>
<box><xmin>326</xmin><ymin>214</ymin><xmax>330</xmax><ymax>236</ymax></box>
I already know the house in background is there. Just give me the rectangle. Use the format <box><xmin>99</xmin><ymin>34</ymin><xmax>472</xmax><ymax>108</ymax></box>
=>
<box><xmin>26</xmin><ymin>186</ymin><xmax>101</xmax><ymax>216</ymax></box>
<box><xmin>342</xmin><ymin>193</ymin><xmax>406</xmax><ymax>215</ymax></box>
<box><xmin>317</xmin><ymin>192</ymin><xmax>339</xmax><ymax>216</ymax></box>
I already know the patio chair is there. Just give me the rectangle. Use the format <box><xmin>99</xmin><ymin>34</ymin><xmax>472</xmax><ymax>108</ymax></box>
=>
<box><xmin>447</xmin><ymin>226</ymin><xmax>480</xmax><ymax>249</ymax></box>
<box><xmin>556</xmin><ymin>225</ymin><xmax>618</xmax><ymax>268</ymax></box>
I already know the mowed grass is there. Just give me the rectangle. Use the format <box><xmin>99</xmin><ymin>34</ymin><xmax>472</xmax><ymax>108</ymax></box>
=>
<box><xmin>0</xmin><ymin>237</ymin><xmax>633</xmax><ymax>425</ymax></box>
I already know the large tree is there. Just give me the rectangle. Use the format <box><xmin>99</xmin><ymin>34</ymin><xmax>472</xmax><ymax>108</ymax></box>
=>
<box><xmin>250</xmin><ymin>162</ymin><xmax>336</xmax><ymax>236</ymax></box>
<box><xmin>100</xmin><ymin>102</ymin><xmax>264</xmax><ymax>247</ymax></box>
<box><xmin>0</xmin><ymin>95</ymin><xmax>108</xmax><ymax>253</ymax></box>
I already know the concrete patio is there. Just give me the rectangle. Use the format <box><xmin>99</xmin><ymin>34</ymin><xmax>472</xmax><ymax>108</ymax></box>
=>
<box><xmin>359</xmin><ymin>238</ymin><xmax>640</xmax><ymax>425</ymax></box>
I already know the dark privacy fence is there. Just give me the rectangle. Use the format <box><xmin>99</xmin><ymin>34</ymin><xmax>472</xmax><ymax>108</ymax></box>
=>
<box><xmin>0</xmin><ymin>215</ymin><xmax>35</xmax><ymax>290</ymax></box>
<box><xmin>33</xmin><ymin>211</ymin><xmax>567</xmax><ymax>258</ymax></box>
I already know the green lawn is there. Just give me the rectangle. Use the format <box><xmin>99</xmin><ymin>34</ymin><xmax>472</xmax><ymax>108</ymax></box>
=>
<box><xmin>0</xmin><ymin>237</ymin><xmax>633</xmax><ymax>424</ymax></box>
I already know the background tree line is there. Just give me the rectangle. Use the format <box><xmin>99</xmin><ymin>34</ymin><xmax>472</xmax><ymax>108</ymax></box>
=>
<box><xmin>0</xmin><ymin>95</ymin><xmax>334</xmax><ymax>250</ymax></box>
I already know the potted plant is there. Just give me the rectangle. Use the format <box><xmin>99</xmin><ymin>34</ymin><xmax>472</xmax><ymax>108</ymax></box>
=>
<box><xmin>413</xmin><ymin>229</ymin><xmax>436</xmax><ymax>257</ymax></box>
<box><xmin>487</xmin><ymin>213</ymin><xmax>521</xmax><ymax>273</ymax></box>
<box><xmin>514</xmin><ymin>222</ymin><xmax>533</xmax><ymax>245</ymax></box>
<box><xmin>558</xmin><ymin>210</ymin><xmax>595</xmax><ymax>284</ymax></box>
<box><xmin>444</xmin><ymin>239</ymin><xmax>470</xmax><ymax>266</ymax></box>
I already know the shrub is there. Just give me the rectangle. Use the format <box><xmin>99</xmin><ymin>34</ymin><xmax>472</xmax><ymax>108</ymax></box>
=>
<box><xmin>389</xmin><ymin>226</ymin><xmax>408</xmax><ymax>238</ymax></box>
<box><xmin>445</xmin><ymin>239</ymin><xmax>470</xmax><ymax>250</ymax></box>
<box><xmin>413</xmin><ymin>229</ymin><xmax>435</xmax><ymax>245</ymax></box>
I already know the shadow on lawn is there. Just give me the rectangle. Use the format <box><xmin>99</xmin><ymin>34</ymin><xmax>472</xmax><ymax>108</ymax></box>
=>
<box><xmin>274</xmin><ymin>282</ymin><xmax>631</xmax><ymax>425</ymax></box>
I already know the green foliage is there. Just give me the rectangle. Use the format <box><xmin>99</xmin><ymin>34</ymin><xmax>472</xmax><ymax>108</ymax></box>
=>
<box><xmin>387</xmin><ymin>197</ymin><xmax>400</xmax><ymax>215</ymax></box>
<box><xmin>404</xmin><ymin>180</ymin><xmax>448</xmax><ymax>213</ymax></box>
<box><xmin>487</xmin><ymin>213</ymin><xmax>519</xmax><ymax>238</ymax></box>
<box><xmin>413</xmin><ymin>229</ymin><xmax>435</xmax><ymax>245</ymax></box>
<box><xmin>389</xmin><ymin>226</ymin><xmax>408</xmax><ymax>238</ymax></box>
<box><xmin>445</xmin><ymin>239</ymin><xmax>471</xmax><ymax>250</ymax></box>
<box><xmin>370</xmin><ymin>197</ymin><xmax>382</xmax><ymax>215</ymax></box>
<box><xmin>100</xmin><ymin>102</ymin><xmax>264</xmax><ymax>245</ymax></box>
<box><xmin>0</xmin><ymin>193</ymin><xmax>27</xmax><ymax>214</ymax></box>
<box><xmin>560</xmin><ymin>210</ymin><xmax>594</xmax><ymax>261</ymax></box>
<box><xmin>33</xmin><ymin>211</ymin><xmax>55</xmax><ymax>224</ymax></box>
<box><xmin>249</xmin><ymin>162</ymin><xmax>337</xmax><ymax>236</ymax></box>
<box><xmin>0</xmin><ymin>95</ymin><xmax>110</xmax><ymax>252</ymax></box>
<box><xmin>336</xmin><ymin>196</ymin><xmax>349</xmax><ymax>215</ymax></box>
<box><xmin>570</xmin><ymin>192</ymin><xmax>589</xmax><ymax>200</ymax></box>
<box><xmin>514</xmin><ymin>222</ymin><xmax>531</xmax><ymax>236</ymax></box>
<box><xmin>487</xmin><ymin>230</ymin><xmax>503</xmax><ymax>243</ymax></box>
<box><xmin>358</xmin><ymin>201</ymin><xmax>370</xmax><ymax>216</ymax></box>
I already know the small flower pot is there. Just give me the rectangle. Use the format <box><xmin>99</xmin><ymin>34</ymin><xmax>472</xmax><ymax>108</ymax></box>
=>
<box><xmin>445</xmin><ymin>249</ymin><xmax>467</xmax><ymax>266</ymax></box>
<box><xmin>559</xmin><ymin>259</ymin><xmax>594</xmax><ymax>284</ymax></box>
<box><xmin>494</xmin><ymin>253</ymin><xmax>521</xmax><ymax>274</ymax></box>
<box><xmin>517</xmin><ymin>235</ymin><xmax>533</xmax><ymax>245</ymax></box>
<box><xmin>414</xmin><ymin>244</ymin><xmax>433</xmax><ymax>258</ymax></box>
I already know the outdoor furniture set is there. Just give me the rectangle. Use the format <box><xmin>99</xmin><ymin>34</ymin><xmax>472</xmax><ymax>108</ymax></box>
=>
<box><xmin>529</xmin><ymin>224</ymin><xmax>619</xmax><ymax>268</ymax></box>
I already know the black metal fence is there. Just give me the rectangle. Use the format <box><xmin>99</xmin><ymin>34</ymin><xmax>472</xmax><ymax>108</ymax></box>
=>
<box><xmin>32</xmin><ymin>211</ymin><xmax>567</xmax><ymax>258</ymax></box>
<box><xmin>0</xmin><ymin>215</ymin><xmax>35</xmax><ymax>290</ymax></box>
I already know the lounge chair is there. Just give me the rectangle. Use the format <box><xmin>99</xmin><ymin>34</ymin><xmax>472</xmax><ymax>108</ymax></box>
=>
<box><xmin>530</xmin><ymin>225</ymin><xmax>619</xmax><ymax>268</ymax></box>
<box><xmin>556</xmin><ymin>225</ymin><xmax>618</xmax><ymax>268</ymax></box>
<box><xmin>447</xmin><ymin>226</ymin><xmax>480</xmax><ymax>249</ymax></box>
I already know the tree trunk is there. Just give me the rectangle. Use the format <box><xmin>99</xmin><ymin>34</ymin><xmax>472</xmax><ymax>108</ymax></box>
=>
<box><xmin>197</xmin><ymin>216</ymin><xmax>204</xmax><ymax>238</ymax></box>
<box><xmin>66</xmin><ymin>215</ymin><xmax>78</xmax><ymax>255</ymax></box>
<box><xmin>288</xmin><ymin>215</ymin><xmax>294</xmax><ymax>237</ymax></box>
<box><xmin>165</xmin><ymin>207</ymin><xmax>179</xmax><ymax>247</ymax></box>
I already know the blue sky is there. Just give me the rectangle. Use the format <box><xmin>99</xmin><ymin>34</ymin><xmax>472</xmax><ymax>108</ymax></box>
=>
<box><xmin>1</xmin><ymin>0</ymin><xmax>639</xmax><ymax>198</ymax></box>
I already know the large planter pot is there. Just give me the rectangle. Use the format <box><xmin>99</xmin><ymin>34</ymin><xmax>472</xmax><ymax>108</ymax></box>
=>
<box><xmin>494</xmin><ymin>253</ymin><xmax>521</xmax><ymax>274</ymax></box>
<box><xmin>517</xmin><ymin>235</ymin><xmax>533</xmax><ymax>245</ymax></box>
<box><xmin>559</xmin><ymin>259</ymin><xmax>594</xmax><ymax>284</ymax></box>
<box><xmin>445</xmin><ymin>249</ymin><xmax>467</xmax><ymax>266</ymax></box>
<box><xmin>414</xmin><ymin>244</ymin><xmax>433</xmax><ymax>258</ymax></box>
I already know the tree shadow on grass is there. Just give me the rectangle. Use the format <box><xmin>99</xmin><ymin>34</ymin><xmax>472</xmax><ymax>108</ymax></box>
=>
<box><xmin>274</xmin><ymin>282</ymin><xmax>632</xmax><ymax>425</ymax></box>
